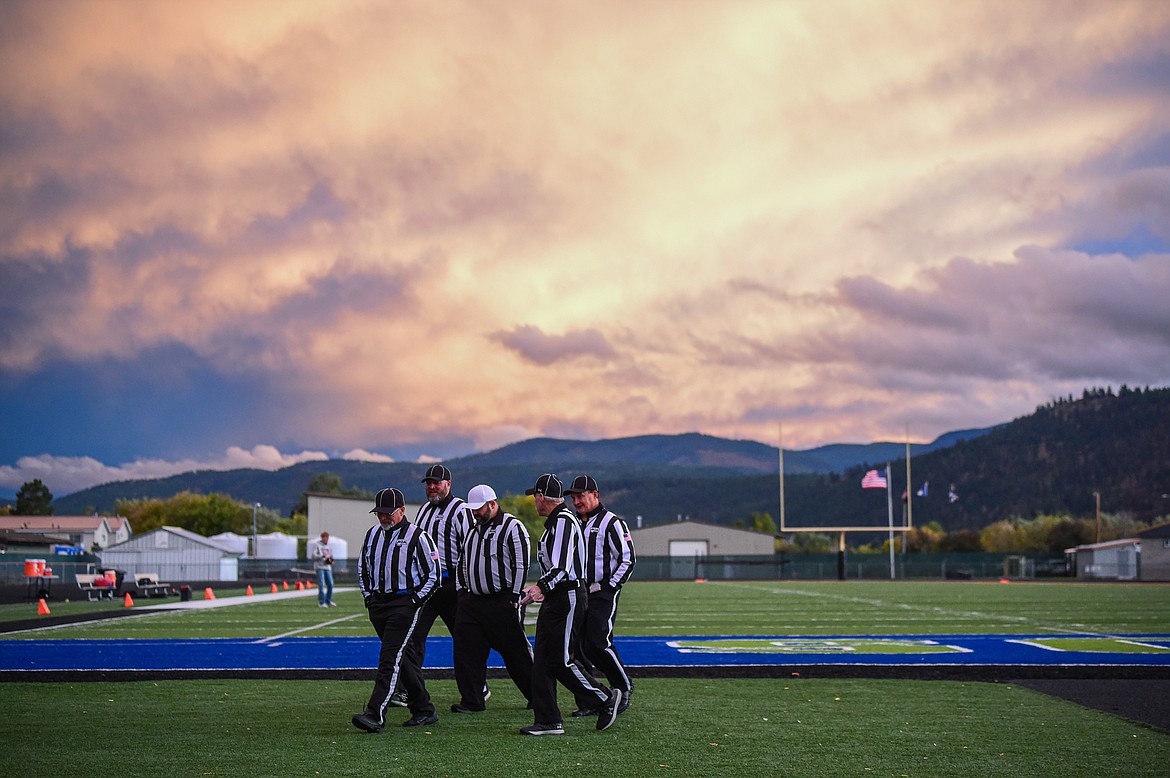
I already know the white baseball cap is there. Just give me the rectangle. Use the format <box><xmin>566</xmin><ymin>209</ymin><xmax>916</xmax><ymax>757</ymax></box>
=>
<box><xmin>466</xmin><ymin>484</ymin><xmax>497</xmax><ymax>510</ymax></box>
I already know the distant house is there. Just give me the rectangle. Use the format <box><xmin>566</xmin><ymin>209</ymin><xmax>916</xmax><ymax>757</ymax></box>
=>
<box><xmin>0</xmin><ymin>515</ymin><xmax>131</xmax><ymax>552</ymax></box>
<box><xmin>0</xmin><ymin>531</ymin><xmax>73</xmax><ymax>555</ymax></box>
<box><xmin>1135</xmin><ymin>523</ymin><xmax>1170</xmax><ymax>581</ymax></box>
<box><xmin>100</xmin><ymin>526</ymin><xmax>242</xmax><ymax>582</ymax></box>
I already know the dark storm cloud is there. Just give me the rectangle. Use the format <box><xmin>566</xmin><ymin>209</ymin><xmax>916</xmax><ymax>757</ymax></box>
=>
<box><xmin>827</xmin><ymin>248</ymin><xmax>1170</xmax><ymax>382</ymax></box>
<box><xmin>0</xmin><ymin>246</ymin><xmax>93</xmax><ymax>358</ymax></box>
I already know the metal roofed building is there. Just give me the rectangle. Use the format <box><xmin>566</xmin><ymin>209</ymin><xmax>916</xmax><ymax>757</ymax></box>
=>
<box><xmin>100</xmin><ymin>526</ymin><xmax>243</xmax><ymax>582</ymax></box>
<box><xmin>1066</xmin><ymin>537</ymin><xmax>1141</xmax><ymax>581</ymax></box>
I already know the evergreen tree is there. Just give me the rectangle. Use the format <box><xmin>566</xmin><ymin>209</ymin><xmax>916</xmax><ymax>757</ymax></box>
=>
<box><xmin>15</xmin><ymin>479</ymin><xmax>53</xmax><ymax>515</ymax></box>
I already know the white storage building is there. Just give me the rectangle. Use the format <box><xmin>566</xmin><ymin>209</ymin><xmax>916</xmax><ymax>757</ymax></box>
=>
<box><xmin>100</xmin><ymin>526</ymin><xmax>242</xmax><ymax>582</ymax></box>
<box><xmin>1068</xmin><ymin>537</ymin><xmax>1140</xmax><ymax>580</ymax></box>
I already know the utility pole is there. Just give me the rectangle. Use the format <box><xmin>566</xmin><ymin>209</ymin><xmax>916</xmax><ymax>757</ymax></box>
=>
<box><xmin>1094</xmin><ymin>491</ymin><xmax>1101</xmax><ymax>544</ymax></box>
<box><xmin>252</xmin><ymin>502</ymin><xmax>261</xmax><ymax>558</ymax></box>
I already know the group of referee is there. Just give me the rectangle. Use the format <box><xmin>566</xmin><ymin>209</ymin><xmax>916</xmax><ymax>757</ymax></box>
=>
<box><xmin>350</xmin><ymin>466</ymin><xmax>637</xmax><ymax>736</ymax></box>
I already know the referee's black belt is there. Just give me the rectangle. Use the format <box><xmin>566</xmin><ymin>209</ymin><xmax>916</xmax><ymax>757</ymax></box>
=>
<box><xmin>369</xmin><ymin>590</ymin><xmax>411</xmax><ymax>601</ymax></box>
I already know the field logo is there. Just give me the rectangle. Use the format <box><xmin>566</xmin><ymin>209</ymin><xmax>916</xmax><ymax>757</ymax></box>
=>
<box><xmin>668</xmin><ymin>638</ymin><xmax>968</xmax><ymax>655</ymax></box>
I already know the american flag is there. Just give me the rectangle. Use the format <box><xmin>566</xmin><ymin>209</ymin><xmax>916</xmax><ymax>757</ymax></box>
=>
<box><xmin>861</xmin><ymin>469</ymin><xmax>887</xmax><ymax>489</ymax></box>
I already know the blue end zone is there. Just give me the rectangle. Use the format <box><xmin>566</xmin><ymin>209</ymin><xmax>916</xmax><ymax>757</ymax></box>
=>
<box><xmin>2</xmin><ymin>634</ymin><xmax>1169</xmax><ymax>673</ymax></box>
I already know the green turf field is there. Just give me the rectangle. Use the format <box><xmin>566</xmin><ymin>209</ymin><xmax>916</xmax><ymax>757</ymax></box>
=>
<box><xmin>1</xmin><ymin>581</ymin><xmax>1168</xmax><ymax>776</ymax></box>
<box><xmin>5</xmin><ymin>579</ymin><xmax>1170</xmax><ymax>638</ymax></box>
<box><xmin>1</xmin><ymin>676</ymin><xmax>1167</xmax><ymax>777</ymax></box>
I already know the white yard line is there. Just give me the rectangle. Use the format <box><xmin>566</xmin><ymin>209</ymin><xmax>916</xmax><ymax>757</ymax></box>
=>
<box><xmin>254</xmin><ymin>614</ymin><xmax>365</xmax><ymax>643</ymax></box>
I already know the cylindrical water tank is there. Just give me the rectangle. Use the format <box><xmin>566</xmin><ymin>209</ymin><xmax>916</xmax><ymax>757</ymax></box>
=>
<box><xmin>210</xmin><ymin>531</ymin><xmax>249</xmax><ymax>555</ymax></box>
<box><xmin>255</xmin><ymin>531</ymin><xmax>298</xmax><ymax>560</ymax></box>
<box><xmin>326</xmin><ymin>535</ymin><xmax>349</xmax><ymax>560</ymax></box>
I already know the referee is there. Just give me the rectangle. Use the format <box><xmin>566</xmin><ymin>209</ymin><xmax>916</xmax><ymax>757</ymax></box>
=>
<box><xmin>352</xmin><ymin>487</ymin><xmax>442</xmax><ymax>733</ymax></box>
<box><xmin>520</xmin><ymin>473</ymin><xmax>621</xmax><ymax>735</ymax></box>
<box><xmin>565</xmin><ymin>474</ymin><xmax>637</xmax><ymax>716</ymax></box>
<box><xmin>389</xmin><ymin>464</ymin><xmax>473</xmax><ymax>707</ymax></box>
<box><xmin>450</xmin><ymin>484</ymin><xmax>534</xmax><ymax>713</ymax></box>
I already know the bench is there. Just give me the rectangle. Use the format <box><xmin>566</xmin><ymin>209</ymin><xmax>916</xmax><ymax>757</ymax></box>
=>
<box><xmin>76</xmin><ymin>573</ymin><xmax>116</xmax><ymax>601</ymax></box>
<box><xmin>133</xmin><ymin>573</ymin><xmax>174</xmax><ymax>598</ymax></box>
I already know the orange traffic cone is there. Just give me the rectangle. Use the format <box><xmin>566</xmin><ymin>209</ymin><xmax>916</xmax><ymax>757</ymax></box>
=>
<box><xmin>270</xmin><ymin>583</ymin><xmax>278</xmax><ymax>593</ymax></box>
<box><xmin>246</xmin><ymin>585</ymin><xmax>254</xmax><ymax>596</ymax></box>
<box><xmin>294</xmin><ymin>580</ymin><xmax>304</xmax><ymax>590</ymax></box>
<box><xmin>283</xmin><ymin>581</ymin><xmax>289</xmax><ymax>590</ymax></box>
<box><xmin>37</xmin><ymin>598</ymin><xmax>51</xmax><ymax>616</ymax></box>
<box><xmin>124</xmin><ymin>593</ymin><xmax>135</xmax><ymax>607</ymax></box>
<box><xmin>204</xmin><ymin>587</ymin><xmax>216</xmax><ymax>600</ymax></box>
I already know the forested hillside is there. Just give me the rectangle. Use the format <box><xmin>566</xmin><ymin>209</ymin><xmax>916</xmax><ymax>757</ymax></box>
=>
<box><xmin>48</xmin><ymin>387</ymin><xmax>1170</xmax><ymax>536</ymax></box>
<box><xmin>785</xmin><ymin>386</ymin><xmax>1170</xmax><ymax>531</ymax></box>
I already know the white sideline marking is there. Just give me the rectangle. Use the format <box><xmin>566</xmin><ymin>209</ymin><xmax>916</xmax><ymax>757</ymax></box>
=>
<box><xmin>1007</xmin><ymin>639</ymin><xmax>1065</xmax><ymax>652</ymax></box>
<box><xmin>255</xmin><ymin>614</ymin><xmax>363</xmax><ymax>644</ymax></box>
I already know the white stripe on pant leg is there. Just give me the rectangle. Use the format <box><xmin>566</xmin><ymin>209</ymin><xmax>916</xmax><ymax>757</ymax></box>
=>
<box><xmin>376</xmin><ymin>606</ymin><xmax>424</xmax><ymax>718</ymax></box>
<box><xmin>563</xmin><ymin>589</ymin><xmax>606</xmax><ymax>703</ymax></box>
<box><xmin>602</xmin><ymin>591</ymin><xmax>632</xmax><ymax>689</ymax></box>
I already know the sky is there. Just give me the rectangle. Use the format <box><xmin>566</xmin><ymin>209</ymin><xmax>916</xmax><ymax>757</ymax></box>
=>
<box><xmin>2</xmin><ymin>1</ymin><xmax>1170</xmax><ymax>498</ymax></box>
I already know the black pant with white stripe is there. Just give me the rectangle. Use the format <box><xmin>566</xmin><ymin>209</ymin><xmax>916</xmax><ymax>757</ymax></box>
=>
<box><xmin>366</xmin><ymin>595</ymin><xmax>434</xmax><ymax>721</ymax></box>
<box><xmin>453</xmin><ymin>591</ymin><xmax>534</xmax><ymax>709</ymax></box>
<box><xmin>530</xmin><ymin>584</ymin><xmax>609</xmax><ymax>725</ymax></box>
<box><xmin>409</xmin><ymin>575</ymin><xmax>457</xmax><ymax>666</ymax></box>
<box><xmin>582</xmin><ymin>586</ymin><xmax>632</xmax><ymax>691</ymax></box>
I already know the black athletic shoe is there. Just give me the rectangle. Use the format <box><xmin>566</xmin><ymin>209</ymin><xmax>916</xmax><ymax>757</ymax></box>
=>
<box><xmin>402</xmin><ymin>713</ymin><xmax>439</xmax><ymax>727</ymax></box>
<box><xmin>351</xmin><ymin>712</ymin><xmax>384</xmax><ymax>733</ymax></box>
<box><xmin>571</xmin><ymin>706</ymin><xmax>598</xmax><ymax>717</ymax></box>
<box><xmin>388</xmin><ymin>690</ymin><xmax>409</xmax><ymax>707</ymax></box>
<box><xmin>618</xmin><ymin>687</ymin><xmax>632</xmax><ymax>714</ymax></box>
<box><xmin>450</xmin><ymin>703</ymin><xmax>483</xmax><ymax>714</ymax></box>
<box><xmin>596</xmin><ymin>689</ymin><xmax>621</xmax><ymax>731</ymax></box>
<box><xmin>483</xmin><ymin>685</ymin><xmax>491</xmax><ymax>701</ymax></box>
<box><xmin>520</xmin><ymin>722</ymin><xmax>565</xmax><ymax>735</ymax></box>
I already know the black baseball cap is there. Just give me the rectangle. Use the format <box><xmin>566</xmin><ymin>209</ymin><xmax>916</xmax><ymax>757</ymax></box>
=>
<box><xmin>370</xmin><ymin>487</ymin><xmax>405</xmax><ymax>514</ymax></box>
<box><xmin>564</xmin><ymin>475</ymin><xmax>599</xmax><ymax>495</ymax></box>
<box><xmin>421</xmin><ymin>464</ymin><xmax>452</xmax><ymax>483</ymax></box>
<box><xmin>524</xmin><ymin>473</ymin><xmax>563</xmax><ymax>498</ymax></box>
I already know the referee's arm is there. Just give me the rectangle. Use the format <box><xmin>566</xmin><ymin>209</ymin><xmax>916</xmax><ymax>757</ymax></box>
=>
<box><xmin>606</xmin><ymin>517</ymin><xmax>637</xmax><ymax>589</ymax></box>
<box><xmin>411</xmin><ymin>531</ymin><xmax>442</xmax><ymax>606</ymax></box>
<box><xmin>507</xmin><ymin>519</ymin><xmax>532</xmax><ymax>597</ymax></box>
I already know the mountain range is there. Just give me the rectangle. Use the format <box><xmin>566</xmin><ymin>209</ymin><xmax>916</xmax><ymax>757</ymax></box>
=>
<box><xmin>50</xmin><ymin>428</ymin><xmax>988</xmax><ymax>517</ymax></box>
<box><xmin>50</xmin><ymin>386</ymin><xmax>1170</xmax><ymax>533</ymax></box>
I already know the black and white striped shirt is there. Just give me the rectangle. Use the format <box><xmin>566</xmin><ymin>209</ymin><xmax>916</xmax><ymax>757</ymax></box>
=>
<box><xmin>535</xmin><ymin>502</ymin><xmax>586</xmax><ymax>594</ymax></box>
<box><xmin>414</xmin><ymin>494</ymin><xmax>471</xmax><ymax>579</ymax></box>
<box><xmin>358</xmin><ymin>520</ymin><xmax>441</xmax><ymax>606</ymax></box>
<box><xmin>460</xmin><ymin>508</ymin><xmax>531</xmax><ymax>597</ymax></box>
<box><xmin>581</xmin><ymin>504</ymin><xmax>636</xmax><ymax>589</ymax></box>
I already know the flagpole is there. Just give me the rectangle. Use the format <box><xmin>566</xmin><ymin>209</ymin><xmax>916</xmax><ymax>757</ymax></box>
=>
<box><xmin>905</xmin><ymin>423</ymin><xmax>912</xmax><ymax>559</ymax></box>
<box><xmin>886</xmin><ymin>461</ymin><xmax>895</xmax><ymax>579</ymax></box>
<box><xmin>778</xmin><ymin>423</ymin><xmax>785</xmax><ymax>532</ymax></box>
<box><xmin>903</xmin><ymin>425</ymin><xmax>912</xmax><ymax>533</ymax></box>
